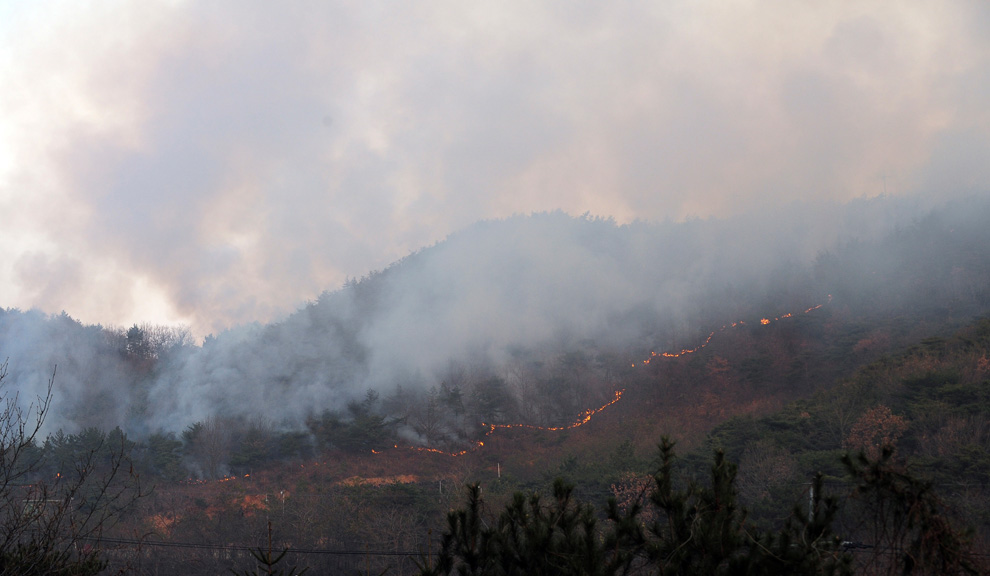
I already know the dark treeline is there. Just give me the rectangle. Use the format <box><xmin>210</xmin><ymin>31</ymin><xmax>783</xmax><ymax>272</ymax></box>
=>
<box><xmin>419</xmin><ymin>441</ymin><xmax>985</xmax><ymax>576</ymax></box>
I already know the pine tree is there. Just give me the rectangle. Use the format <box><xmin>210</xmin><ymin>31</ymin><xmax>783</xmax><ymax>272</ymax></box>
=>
<box><xmin>843</xmin><ymin>447</ymin><xmax>984</xmax><ymax>575</ymax></box>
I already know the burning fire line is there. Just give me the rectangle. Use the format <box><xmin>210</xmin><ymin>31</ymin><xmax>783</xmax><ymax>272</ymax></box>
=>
<box><xmin>181</xmin><ymin>474</ymin><xmax>251</xmax><ymax>485</ymax></box>
<box><xmin>191</xmin><ymin>296</ymin><xmax>834</xmax><ymax>476</ymax></box>
<box><xmin>402</xmin><ymin>389</ymin><xmax>626</xmax><ymax>457</ymax></box>
<box><xmin>631</xmin><ymin>295</ymin><xmax>832</xmax><ymax>367</ymax></box>
<box><xmin>383</xmin><ymin>295</ymin><xmax>832</xmax><ymax>459</ymax></box>
<box><xmin>178</xmin><ymin>391</ymin><xmax>627</xmax><ymax>480</ymax></box>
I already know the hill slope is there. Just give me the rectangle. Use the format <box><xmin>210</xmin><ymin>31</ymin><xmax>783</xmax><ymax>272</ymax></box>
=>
<box><xmin>0</xmin><ymin>194</ymin><xmax>988</xmax><ymax>446</ymax></box>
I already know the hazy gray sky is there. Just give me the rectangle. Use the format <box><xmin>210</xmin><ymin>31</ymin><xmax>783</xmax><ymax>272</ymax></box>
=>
<box><xmin>1</xmin><ymin>0</ymin><xmax>988</xmax><ymax>337</ymax></box>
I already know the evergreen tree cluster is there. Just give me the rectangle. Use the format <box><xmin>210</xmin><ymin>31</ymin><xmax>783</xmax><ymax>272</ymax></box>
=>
<box><xmin>421</xmin><ymin>439</ymin><xmax>983</xmax><ymax>576</ymax></box>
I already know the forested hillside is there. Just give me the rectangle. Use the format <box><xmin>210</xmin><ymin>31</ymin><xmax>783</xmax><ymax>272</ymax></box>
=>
<box><xmin>708</xmin><ymin>315</ymin><xmax>990</xmax><ymax>537</ymax></box>
<box><xmin>1</xmin><ymin>195</ymin><xmax>990</xmax><ymax>573</ymax></box>
<box><xmin>0</xmin><ymin>196</ymin><xmax>988</xmax><ymax>476</ymax></box>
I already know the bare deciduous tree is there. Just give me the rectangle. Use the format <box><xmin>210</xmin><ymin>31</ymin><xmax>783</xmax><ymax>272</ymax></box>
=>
<box><xmin>185</xmin><ymin>415</ymin><xmax>234</xmax><ymax>479</ymax></box>
<box><xmin>0</xmin><ymin>359</ymin><xmax>143</xmax><ymax>573</ymax></box>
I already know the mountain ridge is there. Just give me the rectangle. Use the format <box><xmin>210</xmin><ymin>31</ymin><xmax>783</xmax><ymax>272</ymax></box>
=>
<box><xmin>0</xmin><ymin>194</ymin><xmax>987</xmax><ymax>440</ymax></box>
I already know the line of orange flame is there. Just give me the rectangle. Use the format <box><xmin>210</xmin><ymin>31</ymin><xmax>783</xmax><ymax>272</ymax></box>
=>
<box><xmin>403</xmin><ymin>388</ymin><xmax>626</xmax><ymax>457</ymax></box>
<box><xmin>632</xmin><ymin>295</ymin><xmax>831</xmax><ymax>367</ymax></box>
<box><xmin>192</xmin><ymin>296</ymin><xmax>833</xmax><ymax>479</ymax></box>
<box><xmin>181</xmin><ymin>473</ymin><xmax>251</xmax><ymax>485</ymax></box>
<box><xmin>390</xmin><ymin>295</ymin><xmax>833</xmax><ymax>458</ymax></box>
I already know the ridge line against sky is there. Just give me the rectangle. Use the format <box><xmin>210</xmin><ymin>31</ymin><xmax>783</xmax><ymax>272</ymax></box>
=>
<box><xmin>1</xmin><ymin>1</ymin><xmax>988</xmax><ymax>338</ymax></box>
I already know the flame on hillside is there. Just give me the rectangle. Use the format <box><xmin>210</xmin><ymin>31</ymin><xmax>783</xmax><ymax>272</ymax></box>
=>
<box><xmin>403</xmin><ymin>389</ymin><xmax>626</xmax><ymax>457</ymax></box>
<box><xmin>388</xmin><ymin>295</ymin><xmax>833</xmax><ymax>458</ymax></box>
<box><xmin>632</xmin><ymin>295</ymin><xmax>831</xmax><ymax>367</ymax></box>
<box><xmin>189</xmin><ymin>296</ymin><xmax>832</xmax><ymax>479</ymax></box>
<box><xmin>181</xmin><ymin>473</ymin><xmax>251</xmax><ymax>485</ymax></box>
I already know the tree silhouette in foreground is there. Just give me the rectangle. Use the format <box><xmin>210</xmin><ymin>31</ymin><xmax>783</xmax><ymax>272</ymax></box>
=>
<box><xmin>420</xmin><ymin>437</ymin><xmax>850</xmax><ymax>576</ymax></box>
<box><xmin>0</xmin><ymin>360</ymin><xmax>143</xmax><ymax>575</ymax></box>
<box><xmin>843</xmin><ymin>447</ymin><xmax>982</xmax><ymax>576</ymax></box>
<box><xmin>419</xmin><ymin>479</ymin><xmax>640</xmax><ymax>576</ymax></box>
<box><xmin>420</xmin><ymin>437</ymin><xmax>985</xmax><ymax>575</ymax></box>
<box><xmin>642</xmin><ymin>439</ymin><xmax>850</xmax><ymax>575</ymax></box>
<box><xmin>231</xmin><ymin>521</ymin><xmax>309</xmax><ymax>576</ymax></box>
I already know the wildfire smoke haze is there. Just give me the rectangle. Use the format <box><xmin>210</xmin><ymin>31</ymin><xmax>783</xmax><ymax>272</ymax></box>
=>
<box><xmin>0</xmin><ymin>2</ymin><xmax>989</xmax><ymax>451</ymax></box>
<box><xmin>191</xmin><ymin>288</ymin><xmax>828</xmax><ymax>467</ymax></box>
<box><xmin>1</xmin><ymin>196</ymin><xmax>990</xmax><ymax>446</ymax></box>
<box><xmin>2</xmin><ymin>1</ymin><xmax>990</xmax><ymax>337</ymax></box>
<box><xmin>4</xmin><ymin>8</ymin><xmax>990</xmax><ymax>575</ymax></box>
